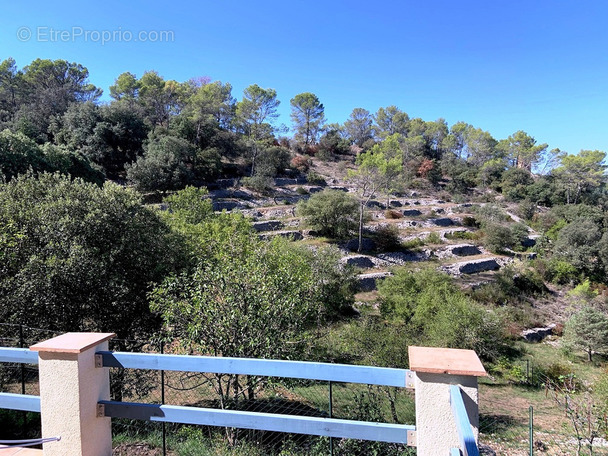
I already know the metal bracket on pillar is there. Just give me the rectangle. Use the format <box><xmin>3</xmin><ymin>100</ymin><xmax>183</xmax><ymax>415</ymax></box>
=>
<box><xmin>407</xmin><ymin>430</ymin><xmax>417</xmax><ymax>447</ymax></box>
<box><xmin>95</xmin><ymin>354</ymin><xmax>103</xmax><ymax>368</ymax></box>
<box><xmin>96</xmin><ymin>403</ymin><xmax>105</xmax><ymax>418</ymax></box>
<box><xmin>406</xmin><ymin>371</ymin><xmax>416</xmax><ymax>389</ymax></box>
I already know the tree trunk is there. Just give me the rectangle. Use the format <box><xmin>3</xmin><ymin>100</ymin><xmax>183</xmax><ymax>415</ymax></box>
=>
<box><xmin>358</xmin><ymin>202</ymin><xmax>364</xmax><ymax>253</ymax></box>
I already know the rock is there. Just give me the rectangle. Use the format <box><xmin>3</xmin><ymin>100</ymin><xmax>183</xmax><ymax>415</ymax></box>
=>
<box><xmin>274</xmin><ymin>177</ymin><xmax>308</xmax><ymax>186</ymax></box>
<box><xmin>366</xmin><ymin>200</ymin><xmax>385</xmax><ymax>209</ymax></box>
<box><xmin>479</xmin><ymin>444</ymin><xmax>497</xmax><ymax>456</ymax></box>
<box><xmin>376</xmin><ymin>251</ymin><xmax>429</xmax><ymax>264</ymax></box>
<box><xmin>522</xmin><ymin>324</ymin><xmax>556</xmax><ymax>343</ymax></box>
<box><xmin>252</xmin><ymin>220</ymin><xmax>284</xmax><ymax>232</ymax></box>
<box><xmin>451</xmin><ymin>244</ymin><xmax>482</xmax><ymax>256</ymax></box>
<box><xmin>341</xmin><ymin>255</ymin><xmax>376</xmax><ymax>269</ymax></box>
<box><xmin>389</xmin><ymin>200</ymin><xmax>403</xmax><ymax>208</ymax></box>
<box><xmin>329</xmin><ymin>186</ymin><xmax>350</xmax><ymax>192</ymax></box>
<box><xmin>307</xmin><ymin>186</ymin><xmax>324</xmax><ymax>194</ymax></box>
<box><xmin>431</xmin><ymin>217</ymin><xmax>454</xmax><ymax>227</ymax></box>
<box><xmin>258</xmin><ymin>230</ymin><xmax>303</xmax><ymax>241</ymax></box>
<box><xmin>443</xmin><ymin>258</ymin><xmax>501</xmax><ymax>275</ymax></box>
<box><xmin>213</xmin><ymin>201</ymin><xmax>247</xmax><ymax>211</ymax></box>
<box><xmin>434</xmin><ymin>208</ymin><xmax>445</xmax><ymax>214</ymax></box>
<box><xmin>413</xmin><ymin>201</ymin><xmax>421</xmax><ymax>205</ymax></box>
<box><xmin>357</xmin><ymin>272</ymin><xmax>392</xmax><ymax>291</ymax></box>
<box><xmin>403</xmin><ymin>209</ymin><xmax>422</xmax><ymax>217</ymax></box>
<box><xmin>521</xmin><ymin>237</ymin><xmax>537</xmax><ymax>248</ymax></box>
<box><xmin>344</xmin><ymin>238</ymin><xmax>377</xmax><ymax>252</ymax></box>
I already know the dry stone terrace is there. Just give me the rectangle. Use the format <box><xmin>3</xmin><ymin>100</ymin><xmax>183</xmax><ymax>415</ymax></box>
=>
<box><xmin>202</xmin><ymin>176</ymin><xmax>530</xmax><ymax>292</ymax></box>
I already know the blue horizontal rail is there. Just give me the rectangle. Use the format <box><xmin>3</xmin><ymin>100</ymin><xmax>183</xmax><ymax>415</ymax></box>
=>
<box><xmin>0</xmin><ymin>347</ymin><xmax>38</xmax><ymax>364</ymax></box>
<box><xmin>99</xmin><ymin>400</ymin><xmax>415</xmax><ymax>444</ymax></box>
<box><xmin>450</xmin><ymin>384</ymin><xmax>479</xmax><ymax>456</ymax></box>
<box><xmin>0</xmin><ymin>393</ymin><xmax>41</xmax><ymax>412</ymax></box>
<box><xmin>97</xmin><ymin>351</ymin><xmax>409</xmax><ymax>387</ymax></box>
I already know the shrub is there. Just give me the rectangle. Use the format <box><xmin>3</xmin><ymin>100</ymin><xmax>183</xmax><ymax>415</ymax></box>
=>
<box><xmin>296</xmin><ymin>189</ymin><xmax>358</xmax><ymax>239</ymax></box>
<box><xmin>462</xmin><ymin>216</ymin><xmax>479</xmax><ymax>228</ymax></box>
<box><xmin>402</xmin><ymin>238</ymin><xmax>425</xmax><ymax>250</ymax></box>
<box><xmin>547</xmin><ymin>259</ymin><xmax>579</xmax><ymax>285</ymax></box>
<box><xmin>241</xmin><ymin>174</ymin><xmax>273</xmax><ymax>194</ymax></box>
<box><xmin>385</xmin><ymin>210</ymin><xmax>403</xmax><ymax>219</ymax></box>
<box><xmin>295</xmin><ymin>186</ymin><xmax>308</xmax><ymax>195</ymax></box>
<box><xmin>474</xmin><ymin>204</ymin><xmax>511</xmax><ymax>225</ymax></box>
<box><xmin>568</xmin><ymin>279</ymin><xmax>598</xmax><ymax>299</ymax></box>
<box><xmin>517</xmin><ymin>200</ymin><xmax>537</xmax><ymax>221</ymax></box>
<box><xmin>306</xmin><ymin>170</ymin><xmax>326</xmax><ymax>185</ymax></box>
<box><xmin>444</xmin><ymin>231</ymin><xmax>479</xmax><ymax>241</ymax></box>
<box><xmin>483</xmin><ymin>223</ymin><xmax>516</xmax><ymax>253</ymax></box>
<box><xmin>425</xmin><ymin>232</ymin><xmax>443</xmax><ymax>245</ymax></box>
<box><xmin>373</xmin><ymin>224</ymin><xmax>402</xmax><ymax>252</ymax></box>
<box><xmin>290</xmin><ymin>155</ymin><xmax>312</xmax><ymax>173</ymax></box>
<box><xmin>378</xmin><ymin>268</ymin><xmax>507</xmax><ymax>361</ymax></box>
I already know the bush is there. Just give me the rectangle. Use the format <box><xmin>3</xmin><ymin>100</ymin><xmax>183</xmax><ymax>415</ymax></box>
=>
<box><xmin>126</xmin><ymin>135</ymin><xmax>195</xmax><ymax>192</ymax></box>
<box><xmin>425</xmin><ymin>232</ymin><xmax>443</xmax><ymax>245</ymax></box>
<box><xmin>483</xmin><ymin>223</ymin><xmax>516</xmax><ymax>253</ymax></box>
<box><xmin>255</xmin><ymin>146</ymin><xmax>290</xmax><ymax>177</ymax></box>
<box><xmin>384</xmin><ymin>209</ymin><xmax>403</xmax><ymax>219</ymax></box>
<box><xmin>378</xmin><ymin>268</ymin><xmax>507</xmax><ymax>361</ymax></box>
<box><xmin>462</xmin><ymin>216</ymin><xmax>479</xmax><ymax>227</ymax></box>
<box><xmin>517</xmin><ymin>200</ymin><xmax>536</xmax><ymax>221</ymax></box>
<box><xmin>290</xmin><ymin>155</ymin><xmax>312</xmax><ymax>173</ymax></box>
<box><xmin>373</xmin><ymin>224</ymin><xmax>402</xmax><ymax>252</ymax></box>
<box><xmin>306</xmin><ymin>170</ymin><xmax>326</xmax><ymax>185</ymax></box>
<box><xmin>547</xmin><ymin>259</ymin><xmax>579</xmax><ymax>285</ymax></box>
<box><xmin>474</xmin><ymin>204</ymin><xmax>511</xmax><ymax>225</ymax></box>
<box><xmin>297</xmin><ymin>189</ymin><xmax>358</xmax><ymax>239</ymax></box>
<box><xmin>242</xmin><ymin>174</ymin><xmax>274</xmax><ymax>194</ymax></box>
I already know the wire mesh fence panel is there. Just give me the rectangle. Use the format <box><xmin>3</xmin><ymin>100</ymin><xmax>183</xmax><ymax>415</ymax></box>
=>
<box><xmin>106</xmin><ymin>338</ymin><xmax>417</xmax><ymax>455</ymax></box>
<box><xmin>0</xmin><ymin>323</ymin><xmax>60</xmax><ymax>440</ymax></box>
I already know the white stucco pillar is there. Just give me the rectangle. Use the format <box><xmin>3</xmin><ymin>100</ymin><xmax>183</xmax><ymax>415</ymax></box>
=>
<box><xmin>408</xmin><ymin>346</ymin><xmax>487</xmax><ymax>456</ymax></box>
<box><xmin>31</xmin><ymin>332</ymin><xmax>115</xmax><ymax>456</ymax></box>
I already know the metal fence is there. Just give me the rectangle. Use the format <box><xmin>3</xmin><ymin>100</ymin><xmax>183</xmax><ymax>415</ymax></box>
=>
<box><xmin>0</xmin><ymin>324</ymin><xmax>416</xmax><ymax>455</ymax></box>
<box><xmin>479</xmin><ymin>358</ymin><xmax>608</xmax><ymax>456</ymax></box>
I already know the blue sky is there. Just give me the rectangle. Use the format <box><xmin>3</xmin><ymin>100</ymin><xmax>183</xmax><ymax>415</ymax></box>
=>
<box><xmin>1</xmin><ymin>0</ymin><xmax>607</xmax><ymax>153</ymax></box>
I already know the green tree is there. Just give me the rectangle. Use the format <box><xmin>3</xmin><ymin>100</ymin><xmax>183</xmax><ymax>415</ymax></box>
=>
<box><xmin>109</xmin><ymin>71</ymin><xmax>140</xmax><ymax>102</ymax></box>
<box><xmin>344</xmin><ymin>108</ymin><xmax>374</xmax><ymax>148</ymax></box>
<box><xmin>553</xmin><ymin>217</ymin><xmax>602</xmax><ymax>276</ymax></box>
<box><xmin>0</xmin><ymin>173</ymin><xmax>180</xmax><ymax>339</ymax></box>
<box><xmin>236</xmin><ymin>84</ymin><xmax>280</xmax><ymax>175</ymax></box>
<box><xmin>151</xmin><ymin>217</ymin><xmax>353</xmax><ymax>404</ymax></box>
<box><xmin>348</xmin><ymin>149</ymin><xmax>401</xmax><ymax>251</ymax></box>
<box><xmin>16</xmin><ymin>59</ymin><xmax>101</xmax><ymax>142</ymax></box>
<box><xmin>552</xmin><ymin>150</ymin><xmax>606</xmax><ymax>204</ymax></box>
<box><xmin>374</xmin><ymin>106</ymin><xmax>409</xmax><ymax>139</ymax></box>
<box><xmin>297</xmin><ymin>189</ymin><xmax>359</xmax><ymax>239</ymax></box>
<box><xmin>500</xmin><ymin>130</ymin><xmax>547</xmax><ymax>171</ymax></box>
<box><xmin>564</xmin><ymin>306</ymin><xmax>608</xmax><ymax>362</ymax></box>
<box><xmin>378</xmin><ymin>268</ymin><xmax>505</xmax><ymax>361</ymax></box>
<box><xmin>126</xmin><ymin>135</ymin><xmax>195</xmax><ymax>192</ymax></box>
<box><xmin>290</xmin><ymin>92</ymin><xmax>325</xmax><ymax>145</ymax></box>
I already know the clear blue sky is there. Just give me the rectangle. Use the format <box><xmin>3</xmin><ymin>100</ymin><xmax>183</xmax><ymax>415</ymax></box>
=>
<box><xmin>1</xmin><ymin>0</ymin><xmax>607</xmax><ymax>153</ymax></box>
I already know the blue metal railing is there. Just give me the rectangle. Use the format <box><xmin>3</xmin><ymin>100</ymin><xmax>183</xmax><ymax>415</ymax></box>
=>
<box><xmin>0</xmin><ymin>347</ymin><xmax>40</xmax><ymax>413</ymax></box>
<box><xmin>450</xmin><ymin>384</ymin><xmax>479</xmax><ymax>456</ymax></box>
<box><xmin>0</xmin><ymin>346</ymin><xmax>417</xmax><ymax>446</ymax></box>
<box><xmin>96</xmin><ymin>351</ymin><xmax>415</xmax><ymax>444</ymax></box>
